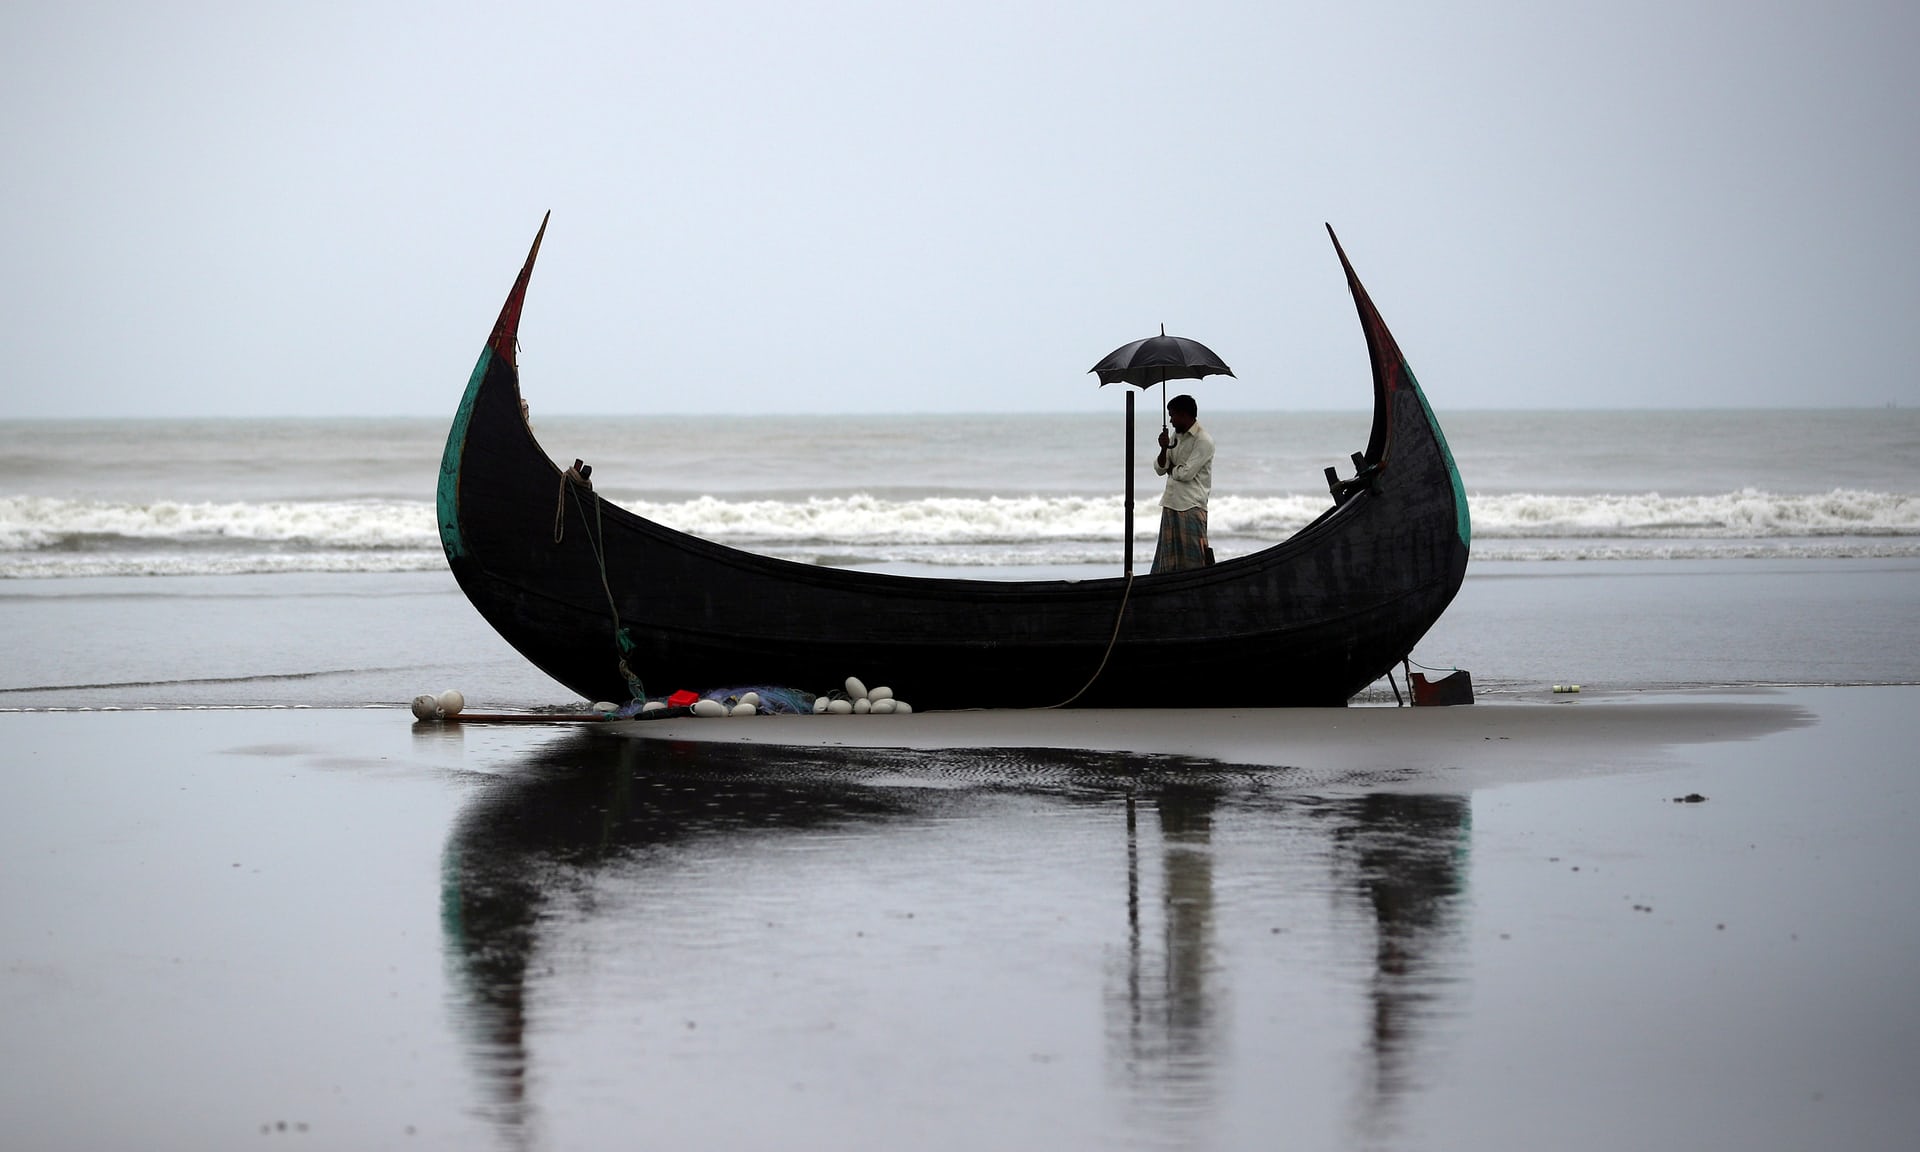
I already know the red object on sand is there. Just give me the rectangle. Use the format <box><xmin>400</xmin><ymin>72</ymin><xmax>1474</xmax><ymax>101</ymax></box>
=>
<box><xmin>666</xmin><ymin>690</ymin><xmax>700</xmax><ymax>707</ymax></box>
<box><xmin>1411</xmin><ymin>670</ymin><xmax>1474</xmax><ymax>706</ymax></box>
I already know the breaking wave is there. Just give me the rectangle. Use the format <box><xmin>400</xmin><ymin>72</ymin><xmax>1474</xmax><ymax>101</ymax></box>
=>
<box><xmin>3</xmin><ymin>488</ymin><xmax>1916</xmax><ymax>577</ymax></box>
<box><xmin>1464</xmin><ymin>489</ymin><xmax>1920</xmax><ymax>538</ymax></box>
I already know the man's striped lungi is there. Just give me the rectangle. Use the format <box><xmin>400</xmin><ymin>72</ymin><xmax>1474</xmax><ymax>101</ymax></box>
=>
<box><xmin>1151</xmin><ymin>506</ymin><xmax>1209</xmax><ymax>574</ymax></box>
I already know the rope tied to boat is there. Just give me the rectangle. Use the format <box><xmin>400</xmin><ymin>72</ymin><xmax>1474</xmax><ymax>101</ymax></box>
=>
<box><xmin>553</xmin><ymin>460</ymin><xmax>593</xmax><ymax>543</ymax></box>
<box><xmin>1044</xmin><ymin>572</ymin><xmax>1135</xmax><ymax>709</ymax></box>
<box><xmin>557</xmin><ymin>462</ymin><xmax>647</xmax><ymax>702</ymax></box>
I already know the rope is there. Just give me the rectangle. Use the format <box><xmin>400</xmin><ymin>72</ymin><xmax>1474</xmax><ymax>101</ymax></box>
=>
<box><xmin>1042</xmin><ymin>572</ymin><xmax>1136</xmax><ymax>709</ymax></box>
<box><xmin>559</xmin><ymin>476</ymin><xmax>646</xmax><ymax>702</ymax></box>
<box><xmin>553</xmin><ymin>464</ymin><xmax>582</xmax><ymax>543</ymax></box>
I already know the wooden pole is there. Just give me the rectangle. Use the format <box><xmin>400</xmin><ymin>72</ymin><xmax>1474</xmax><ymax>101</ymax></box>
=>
<box><xmin>1125</xmin><ymin>389</ymin><xmax>1135</xmax><ymax>576</ymax></box>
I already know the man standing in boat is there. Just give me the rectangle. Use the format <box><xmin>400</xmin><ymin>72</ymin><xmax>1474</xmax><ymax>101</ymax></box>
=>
<box><xmin>1152</xmin><ymin>394</ymin><xmax>1214</xmax><ymax>573</ymax></box>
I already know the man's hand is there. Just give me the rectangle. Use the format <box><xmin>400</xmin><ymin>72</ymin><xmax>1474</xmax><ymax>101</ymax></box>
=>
<box><xmin>1157</xmin><ymin>429</ymin><xmax>1172</xmax><ymax>449</ymax></box>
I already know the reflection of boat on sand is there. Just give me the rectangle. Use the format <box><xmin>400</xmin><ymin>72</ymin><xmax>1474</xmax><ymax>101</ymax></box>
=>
<box><xmin>440</xmin><ymin>734</ymin><xmax>1472</xmax><ymax>1146</ymax></box>
<box><xmin>437</xmin><ymin>219</ymin><xmax>1470</xmax><ymax>708</ymax></box>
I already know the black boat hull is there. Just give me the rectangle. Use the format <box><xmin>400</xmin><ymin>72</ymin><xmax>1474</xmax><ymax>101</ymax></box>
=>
<box><xmin>439</xmin><ymin>223</ymin><xmax>1469</xmax><ymax>708</ymax></box>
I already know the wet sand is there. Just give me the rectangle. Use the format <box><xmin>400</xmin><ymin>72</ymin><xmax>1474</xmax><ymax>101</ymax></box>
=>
<box><xmin>607</xmin><ymin>692</ymin><xmax>1816</xmax><ymax>791</ymax></box>
<box><xmin>2</xmin><ymin>687</ymin><xmax>1916</xmax><ymax>1150</ymax></box>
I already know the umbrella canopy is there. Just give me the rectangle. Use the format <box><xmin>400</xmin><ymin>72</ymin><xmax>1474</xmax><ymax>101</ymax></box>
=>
<box><xmin>1090</xmin><ymin>326</ymin><xmax>1235</xmax><ymax>388</ymax></box>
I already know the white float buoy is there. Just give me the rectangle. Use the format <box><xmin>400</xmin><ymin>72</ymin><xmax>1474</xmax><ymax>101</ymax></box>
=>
<box><xmin>870</xmin><ymin>698</ymin><xmax>896</xmax><ymax>714</ymax></box>
<box><xmin>411</xmin><ymin>694</ymin><xmax>442</xmax><ymax>721</ymax></box>
<box><xmin>895</xmin><ymin>701</ymin><xmax>912</xmax><ymax>714</ymax></box>
<box><xmin>845</xmin><ymin>676</ymin><xmax>868</xmax><ymax>701</ymax></box>
<box><xmin>591</xmin><ymin>701</ymin><xmax>618</xmax><ymax>713</ymax></box>
<box><xmin>812</xmin><ymin>697</ymin><xmax>829</xmax><ymax>714</ymax></box>
<box><xmin>691</xmin><ymin>699</ymin><xmax>727</xmax><ymax>717</ymax></box>
<box><xmin>867</xmin><ymin>686</ymin><xmax>894</xmax><ymax>702</ymax></box>
<box><xmin>641</xmin><ymin>700</ymin><xmax>666</xmax><ymax>713</ymax></box>
<box><xmin>827</xmin><ymin>698</ymin><xmax>853</xmax><ymax>715</ymax></box>
<box><xmin>436</xmin><ymin>689</ymin><xmax>465</xmax><ymax>717</ymax></box>
<box><xmin>853</xmin><ymin>698</ymin><xmax>871</xmax><ymax>714</ymax></box>
<box><xmin>740</xmin><ymin>691</ymin><xmax>761</xmax><ymax>707</ymax></box>
<box><xmin>730</xmin><ymin>702</ymin><xmax>757</xmax><ymax>717</ymax></box>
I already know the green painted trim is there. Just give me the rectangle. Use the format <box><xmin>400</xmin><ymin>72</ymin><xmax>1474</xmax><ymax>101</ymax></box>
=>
<box><xmin>1401</xmin><ymin>361</ymin><xmax>1471</xmax><ymax>548</ymax></box>
<box><xmin>437</xmin><ymin>347</ymin><xmax>493</xmax><ymax>561</ymax></box>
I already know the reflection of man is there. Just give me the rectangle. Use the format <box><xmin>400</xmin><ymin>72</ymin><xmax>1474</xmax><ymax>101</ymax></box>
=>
<box><xmin>1152</xmin><ymin>394</ymin><xmax>1214</xmax><ymax>573</ymax></box>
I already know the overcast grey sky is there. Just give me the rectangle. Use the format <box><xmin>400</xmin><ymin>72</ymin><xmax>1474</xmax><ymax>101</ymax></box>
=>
<box><xmin>2</xmin><ymin>0</ymin><xmax>1915</xmax><ymax>418</ymax></box>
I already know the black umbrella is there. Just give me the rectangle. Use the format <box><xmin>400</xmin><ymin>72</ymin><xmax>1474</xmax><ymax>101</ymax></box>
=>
<box><xmin>1091</xmin><ymin>325</ymin><xmax>1236</xmax><ymax>389</ymax></box>
<box><xmin>1089</xmin><ymin>326</ymin><xmax>1234</xmax><ymax>576</ymax></box>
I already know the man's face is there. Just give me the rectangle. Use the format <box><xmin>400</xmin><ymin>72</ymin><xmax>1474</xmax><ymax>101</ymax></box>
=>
<box><xmin>1168</xmin><ymin>407</ymin><xmax>1196</xmax><ymax>433</ymax></box>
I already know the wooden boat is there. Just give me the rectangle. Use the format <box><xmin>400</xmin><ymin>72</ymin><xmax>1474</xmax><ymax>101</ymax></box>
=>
<box><xmin>437</xmin><ymin>219</ymin><xmax>1470</xmax><ymax>708</ymax></box>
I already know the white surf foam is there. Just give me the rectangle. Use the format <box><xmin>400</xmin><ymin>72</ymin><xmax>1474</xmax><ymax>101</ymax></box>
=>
<box><xmin>4</xmin><ymin>488</ymin><xmax>1915</xmax><ymax>577</ymax></box>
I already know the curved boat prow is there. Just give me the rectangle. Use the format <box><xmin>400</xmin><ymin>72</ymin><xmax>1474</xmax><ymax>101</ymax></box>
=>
<box><xmin>438</xmin><ymin>214</ymin><xmax>548</xmax><ymax>566</ymax></box>
<box><xmin>490</xmin><ymin>211</ymin><xmax>549</xmax><ymax>369</ymax></box>
<box><xmin>1327</xmin><ymin>225</ymin><xmax>1472</xmax><ymax>565</ymax></box>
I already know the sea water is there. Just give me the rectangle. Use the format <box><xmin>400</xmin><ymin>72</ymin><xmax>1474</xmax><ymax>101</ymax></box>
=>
<box><xmin>2</xmin><ymin>409</ymin><xmax>1916</xmax><ymax>578</ymax></box>
<box><xmin>1</xmin><ymin>410</ymin><xmax>1916</xmax><ymax>708</ymax></box>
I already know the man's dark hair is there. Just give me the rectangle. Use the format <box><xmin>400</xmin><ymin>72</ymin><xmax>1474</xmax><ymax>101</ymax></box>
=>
<box><xmin>1168</xmin><ymin>394</ymin><xmax>1198</xmax><ymax>416</ymax></box>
